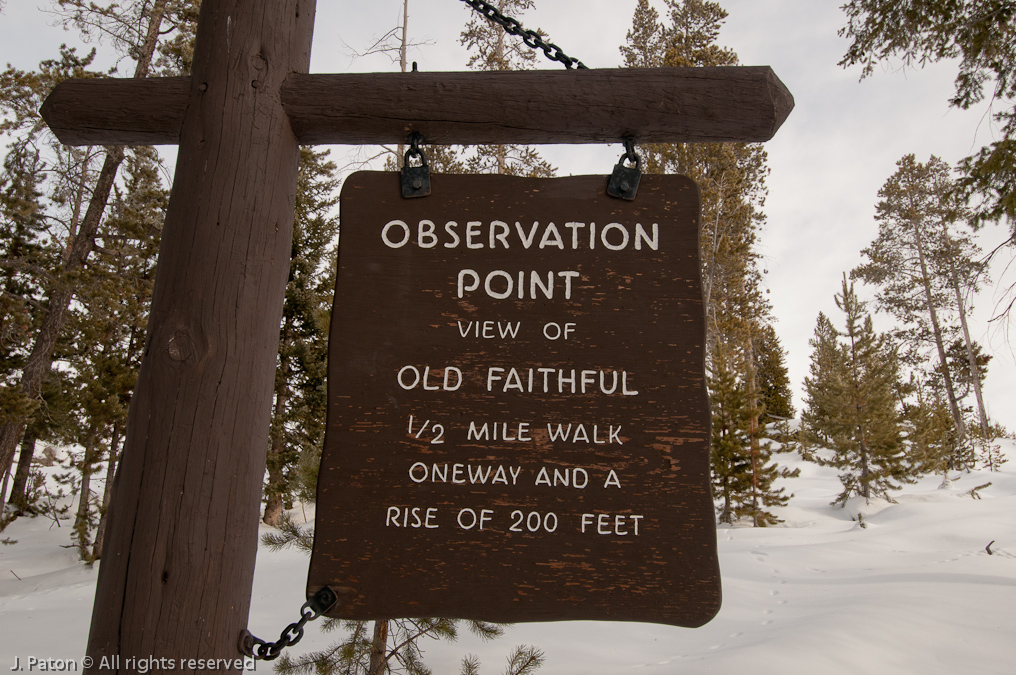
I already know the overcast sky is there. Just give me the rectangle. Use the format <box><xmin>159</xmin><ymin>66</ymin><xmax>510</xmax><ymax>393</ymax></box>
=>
<box><xmin>2</xmin><ymin>0</ymin><xmax>1013</xmax><ymax>430</ymax></box>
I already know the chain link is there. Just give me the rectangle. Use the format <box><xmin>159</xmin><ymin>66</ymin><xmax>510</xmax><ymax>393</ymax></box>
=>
<box><xmin>459</xmin><ymin>0</ymin><xmax>588</xmax><ymax>70</ymax></box>
<box><xmin>620</xmin><ymin>136</ymin><xmax>641</xmax><ymax>169</ymax></box>
<box><xmin>240</xmin><ymin>587</ymin><xmax>337</xmax><ymax>661</ymax></box>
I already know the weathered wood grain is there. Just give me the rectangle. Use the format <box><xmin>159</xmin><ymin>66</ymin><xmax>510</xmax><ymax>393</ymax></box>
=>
<box><xmin>83</xmin><ymin>1</ymin><xmax>316</xmax><ymax>672</ymax></box>
<box><xmin>42</xmin><ymin>66</ymin><xmax>794</xmax><ymax>146</ymax></box>
<box><xmin>309</xmin><ymin>172</ymin><xmax>719</xmax><ymax>627</ymax></box>
<box><xmin>40</xmin><ymin>77</ymin><xmax>190</xmax><ymax>146</ymax></box>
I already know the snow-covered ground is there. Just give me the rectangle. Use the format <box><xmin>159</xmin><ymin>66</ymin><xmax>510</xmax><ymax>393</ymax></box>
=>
<box><xmin>2</xmin><ymin>441</ymin><xmax>1014</xmax><ymax>674</ymax></box>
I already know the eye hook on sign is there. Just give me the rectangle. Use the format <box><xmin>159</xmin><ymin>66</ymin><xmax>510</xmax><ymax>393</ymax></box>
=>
<box><xmin>607</xmin><ymin>136</ymin><xmax>642</xmax><ymax>201</ymax></box>
<box><xmin>402</xmin><ymin>131</ymin><xmax>431</xmax><ymax>198</ymax></box>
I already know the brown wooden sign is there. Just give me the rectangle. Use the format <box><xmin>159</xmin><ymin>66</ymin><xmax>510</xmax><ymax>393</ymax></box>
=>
<box><xmin>308</xmin><ymin>171</ymin><xmax>719</xmax><ymax>627</ymax></box>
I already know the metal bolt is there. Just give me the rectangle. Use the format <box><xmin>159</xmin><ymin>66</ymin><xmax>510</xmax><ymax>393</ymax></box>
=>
<box><xmin>413</xmin><ymin>179</ymin><xmax>423</xmax><ymax>189</ymax></box>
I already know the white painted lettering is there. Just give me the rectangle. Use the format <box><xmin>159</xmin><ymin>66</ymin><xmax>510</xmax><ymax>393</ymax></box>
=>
<box><xmin>622</xmin><ymin>371</ymin><xmax>639</xmax><ymax>395</ymax></box>
<box><xmin>531</xmin><ymin>271</ymin><xmax>553</xmax><ymax>299</ymax></box>
<box><xmin>409</xmin><ymin>462</ymin><xmax>428</xmax><ymax>483</ymax></box>
<box><xmin>443</xmin><ymin>221</ymin><xmax>460</xmax><ymax>248</ymax></box>
<box><xmin>397</xmin><ymin>365</ymin><xmax>420</xmax><ymax>390</ymax></box>
<box><xmin>564</xmin><ymin>222</ymin><xmax>585</xmax><ymax>248</ymax></box>
<box><xmin>386</xmin><ymin>506</ymin><xmax>440</xmax><ymax>529</ymax></box>
<box><xmin>457</xmin><ymin>508</ymin><xmax>493</xmax><ymax>530</ymax></box>
<box><xmin>539</xmin><ymin>222</ymin><xmax>564</xmax><ymax>249</ymax></box>
<box><xmin>635</xmin><ymin>222</ymin><xmax>659</xmax><ymax>250</ymax></box>
<box><xmin>490</xmin><ymin>220</ymin><xmax>510</xmax><ymax>248</ymax></box>
<box><xmin>457</xmin><ymin>269</ymin><xmax>479</xmax><ymax>298</ymax></box>
<box><xmin>466</xmin><ymin>221</ymin><xmax>483</xmax><ymax>248</ymax></box>
<box><xmin>381</xmin><ymin>220</ymin><xmax>410</xmax><ymax>248</ymax></box>
<box><xmin>516</xmin><ymin>221</ymin><xmax>539</xmax><ymax>248</ymax></box>
<box><xmin>468</xmin><ymin>465</ymin><xmax>492</xmax><ymax>484</ymax></box>
<box><xmin>468</xmin><ymin>421</ymin><xmax>489</xmax><ymax>440</ymax></box>
<box><xmin>601</xmin><ymin>222</ymin><xmax>629</xmax><ymax>250</ymax></box>
<box><xmin>484</xmin><ymin>270</ymin><xmax>513</xmax><ymax>299</ymax></box>
<box><xmin>418</xmin><ymin>219</ymin><xmax>437</xmax><ymax>248</ymax></box>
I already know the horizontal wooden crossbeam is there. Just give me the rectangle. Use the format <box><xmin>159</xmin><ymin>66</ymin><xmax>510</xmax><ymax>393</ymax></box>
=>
<box><xmin>41</xmin><ymin>67</ymin><xmax>793</xmax><ymax>147</ymax></box>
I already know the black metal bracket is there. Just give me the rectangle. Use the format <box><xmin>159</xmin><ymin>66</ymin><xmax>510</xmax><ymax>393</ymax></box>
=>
<box><xmin>401</xmin><ymin>132</ymin><xmax>431</xmax><ymax>198</ymax></box>
<box><xmin>607</xmin><ymin>136</ymin><xmax>642</xmax><ymax>201</ymax></box>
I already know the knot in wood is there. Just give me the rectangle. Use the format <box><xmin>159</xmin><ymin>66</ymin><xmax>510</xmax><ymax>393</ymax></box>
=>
<box><xmin>167</xmin><ymin>329</ymin><xmax>197</xmax><ymax>362</ymax></box>
<box><xmin>249</xmin><ymin>53</ymin><xmax>268</xmax><ymax>74</ymax></box>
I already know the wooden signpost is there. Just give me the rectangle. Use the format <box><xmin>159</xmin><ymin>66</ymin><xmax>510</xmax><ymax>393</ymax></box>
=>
<box><xmin>310</xmin><ymin>171</ymin><xmax>717</xmax><ymax>626</ymax></box>
<box><xmin>40</xmin><ymin>0</ymin><xmax>792</xmax><ymax>670</ymax></box>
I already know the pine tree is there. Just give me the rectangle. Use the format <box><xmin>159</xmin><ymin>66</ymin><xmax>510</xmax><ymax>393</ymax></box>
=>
<box><xmin>709</xmin><ymin>339</ymin><xmax>794</xmax><ymax>526</ymax></box>
<box><xmin>263</xmin><ymin>147</ymin><xmax>339</xmax><ymax>527</ymax></box>
<box><xmin>620</xmin><ymin>0</ymin><xmax>792</xmax><ymax>522</ymax></box>
<box><xmin>0</xmin><ymin>0</ymin><xmax>196</xmax><ymax>510</ymax></box>
<box><xmin>709</xmin><ymin>342</ymin><xmax>752</xmax><ymax>524</ymax></box>
<box><xmin>0</xmin><ymin>47</ymin><xmax>103</xmax><ymax>511</ymax></box>
<box><xmin>458</xmin><ymin>0</ymin><xmax>555</xmax><ymax>177</ymax></box>
<box><xmin>0</xmin><ymin>143</ymin><xmax>53</xmax><ymax>462</ymax></box>
<box><xmin>67</xmin><ymin>145</ymin><xmax>166</xmax><ymax>558</ymax></box>
<box><xmin>621</xmin><ymin>0</ymin><xmax>664</xmax><ymax>68</ymax></box>
<box><xmin>902</xmin><ymin>375</ymin><xmax>955</xmax><ymax>480</ymax></box>
<box><xmin>755</xmin><ymin>322</ymin><xmax>795</xmax><ymax>421</ymax></box>
<box><xmin>839</xmin><ymin>0</ymin><xmax>1016</xmax><ymax>228</ymax></box>
<box><xmin>853</xmin><ymin>154</ymin><xmax>992</xmax><ymax>459</ymax></box>
<box><xmin>802</xmin><ymin>275</ymin><xmax>911</xmax><ymax>504</ymax></box>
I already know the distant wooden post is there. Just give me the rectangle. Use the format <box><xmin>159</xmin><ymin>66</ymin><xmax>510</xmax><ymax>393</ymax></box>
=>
<box><xmin>40</xmin><ymin>1</ymin><xmax>793</xmax><ymax>671</ymax></box>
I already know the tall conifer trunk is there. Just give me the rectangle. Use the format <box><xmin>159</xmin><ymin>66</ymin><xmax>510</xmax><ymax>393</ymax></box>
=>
<box><xmin>910</xmin><ymin>216</ymin><xmax>966</xmax><ymax>442</ymax></box>
<box><xmin>6</xmin><ymin>431</ymin><xmax>37</xmax><ymax>511</ymax></box>
<box><xmin>91</xmin><ymin>421</ymin><xmax>122</xmax><ymax>560</ymax></box>
<box><xmin>263</xmin><ymin>360</ymin><xmax>291</xmax><ymax>526</ymax></box>
<box><xmin>0</xmin><ymin>0</ymin><xmax>170</xmax><ymax>501</ymax></box>
<box><xmin>939</xmin><ymin>220</ymin><xmax>990</xmax><ymax>437</ymax></box>
<box><xmin>368</xmin><ymin>620</ymin><xmax>390</xmax><ymax>675</ymax></box>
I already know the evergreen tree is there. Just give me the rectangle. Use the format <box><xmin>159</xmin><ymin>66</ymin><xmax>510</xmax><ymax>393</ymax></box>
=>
<box><xmin>458</xmin><ymin>0</ymin><xmax>555</xmax><ymax>177</ymax></box>
<box><xmin>0</xmin><ymin>0</ymin><xmax>195</xmax><ymax>511</ymax></box>
<box><xmin>902</xmin><ymin>375</ymin><xmax>956</xmax><ymax>479</ymax></box>
<box><xmin>939</xmin><ymin>339</ymin><xmax>991</xmax><ymax>408</ymax></box>
<box><xmin>853</xmin><ymin>154</ymin><xmax>991</xmax><ymax>457</ymax></box>
<box><xmin>755</xmin><ymin>322</ymin><xmax>795</xmax><ymax>420</ymax></box>
<box><xmin>263</xmin><ymin>147</ymin><xmax>339</xmax><ymax>527</ymax></box>
<box><xmin>709</xmin><ymin>342</ymin><xmax>752</xmax><ymax>524</ymax></box>
<box><xmin>802</xmin><ymin>275</ymin><xmax>911</xmax><ymax>504</ymax></box>
<box><xmin>0</xmin><ymin>47</ymin><xmax>102</xmax><ymax>510</ymax></box>
<box><xmin>0</xmin><ymin>143</ymin><xmax>52</xmax><ymax>456</ymax></box>
<box><xmin>64</xmin><ymin>145</ymin><xmax>166</xmax><ymax>558</ymax></box>
<box><xmin>839</xmin><ymin>0</ymin><xmax>1016</xmax><ymax>228</ymax></box>
<box><xmin>709</xmin><ymin>340</ymin><xmax>794</xmax><ymax>526</ymax></box>
<box><xmin>621</xmin><ymin>0</ymin><xmax>665</xmax><ymax>68</ymax></box>
<box><xmin>621</xmin><ymin>1</ymin><xmax>793</xmax><ymax>522</ymax></box>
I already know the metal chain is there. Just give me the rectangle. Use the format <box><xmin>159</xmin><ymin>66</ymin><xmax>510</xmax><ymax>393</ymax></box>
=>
<box><xmin>619</xmin><ymin>136</ymin><xmax>641</xmax><ymax>169</ymax></box>
<box><xmin>459</xmin><ymin>0</ymin><xmax>588</xmax><ymax>70</ymax></box>
<box><xmin>240</xmin><ymin>587</ymin><xmax>337</xmax><ymax>661</ymax></box>
<box><xmin>404</xmin><ymin>131</ymin><xmax>428</xmax><ymax>168</ymax></box>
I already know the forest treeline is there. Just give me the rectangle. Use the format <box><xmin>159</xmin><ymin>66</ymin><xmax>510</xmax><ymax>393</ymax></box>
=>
<box><xmin>0</xmin><ymin>0</ymin><xmax>1011</xmax><ymax>662</ymax></box>
<box><xmin>2</xmin><ymin>0</ymin><xmax>1012</xmax><ymax>545</ymax></box>
<box><xmin>0</xmin><ymin>1</ymin><xmax>1013</xmax><ymax>670</ymax></box>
